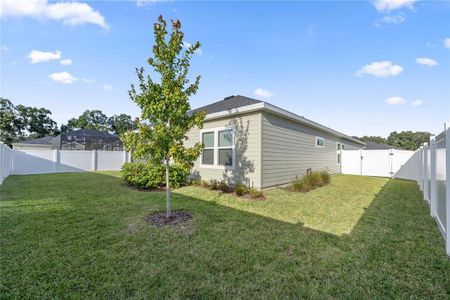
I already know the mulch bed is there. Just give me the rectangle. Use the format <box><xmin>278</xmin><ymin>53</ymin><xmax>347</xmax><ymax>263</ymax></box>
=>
<box><xmin>145</xmin><ymin>210</ymin><xmax>193</xmax><ymax>227</ymax></box>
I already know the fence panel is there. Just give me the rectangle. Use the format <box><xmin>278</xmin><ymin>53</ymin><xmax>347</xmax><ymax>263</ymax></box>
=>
<box><xmin>0</xmin><ymin>144</ymin><xmax>13</xmax><ymax>184</ymax></box>
<box><xmin>97</xmin><ymin>151</ymin><xmax>127</xmax><ymax>171</ymax></box>
<box><xmin>341</xmin><ymin>150</ymin><xmax>362</xmax><ymax>175</ymax></box>
<box><xmin>12</xmin><ymin>149</ymin><xmax>56</xmax><ymax>175</ymax></box>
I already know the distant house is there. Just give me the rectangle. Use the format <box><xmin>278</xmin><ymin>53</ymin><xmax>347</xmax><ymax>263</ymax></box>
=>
<box><xmin>364</xmin><ymin>141</ymin><xmax>398</xmax><ymax>150</ymax></box>
<box><xmin>13</xmin><ymin>129</ymin><xmax>123</xmax><ymax>151</ymax></box>
<box><xmin>186</xmin><ymin>95</ymin><xmax>365</xmax><ymax>189</ymax></box>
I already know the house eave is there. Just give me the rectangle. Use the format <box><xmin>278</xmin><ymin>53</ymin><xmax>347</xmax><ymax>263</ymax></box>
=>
<box><xmin>204</xmin><ymin>102</ymin><xmax>365</xmax><ymax>146</ymax></box>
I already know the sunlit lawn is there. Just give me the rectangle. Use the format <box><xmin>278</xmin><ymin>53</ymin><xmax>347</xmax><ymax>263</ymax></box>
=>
<box><xmin>1</xmin><ymin>172</ymin><xmax>449</xmax><ymax>298</ymax></box>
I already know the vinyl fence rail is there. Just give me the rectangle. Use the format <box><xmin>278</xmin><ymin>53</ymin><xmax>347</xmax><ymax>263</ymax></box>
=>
<box><xmin>0</xmin><ymin>145</ymin><xmax>130</xmax><ymax>184</ymax></box>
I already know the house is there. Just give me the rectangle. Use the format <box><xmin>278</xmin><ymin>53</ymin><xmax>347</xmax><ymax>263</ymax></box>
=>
<box><xmin>13</xmin><ymin>129</ymin><xmax>123</xmax><ymax>151</ymax></box>
<box><xmin>364</xmin><ymin>141</ymin><xmax>398</xmax><ymax>150</ymax></box>
<box><xmin>186</xmin><ymin>95</ymin><xmax>365</xmax><ymax>189</ymax></box>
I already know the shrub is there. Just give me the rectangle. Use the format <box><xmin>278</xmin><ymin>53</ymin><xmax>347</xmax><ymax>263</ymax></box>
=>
<box><xmin>208</xmin><ymin>179</ymin><xmax>220</xmax><ymax>190</ymax></box>
<box><xmin>289</xmin><ymin>170</ymin><xmax>331</xmax><ymax>192</ymax></box>
<box><xmin>218</xmin><ymin>180</ymin><xmax>229</xmax><ymax>192</ymax></box>
<box><xmin>121</xmin><ymin>162</ymin><xmax>190</xmax><ymax>190</ymax></box>
<box><xmin>320</xmin><ymin>170</ymin><xmax>331</xmax><ymax>184</ymax></box>
<box><xmin>235</xmin><ymin>183</ymin><xmax>248</xmax><ymax>196</ymax></box>
<box><xmin>248</xmin><ymin>188</ymin><xmax>263</xmax><ymax>198</ymax></box>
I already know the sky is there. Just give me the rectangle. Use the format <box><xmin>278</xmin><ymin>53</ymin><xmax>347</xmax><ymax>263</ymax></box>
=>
<box><xmin>1</xmin><ymin>0</ymin><xmax>449</xmax><ymax>137</ymax></box>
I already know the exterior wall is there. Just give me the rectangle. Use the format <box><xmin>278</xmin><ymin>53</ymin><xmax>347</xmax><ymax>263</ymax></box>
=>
<box><xmin>185</xmin><ymin>112</ymin><xmax>262</xmax><ymax>189</ymax></box>
<box><xmin>261</xmin><ymin>112</ymin><xmax>362</xmax><ymax>188</ymax></box>
<box><xmin>12</xmin><ymin>143</ymin><xmax>52</xmax><ymax>151</ymax></box>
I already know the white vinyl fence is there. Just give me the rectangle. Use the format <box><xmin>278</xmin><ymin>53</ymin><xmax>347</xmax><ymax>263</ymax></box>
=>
<box><xmin>0</xmin><ymin>144</ymin><xmax>130</xmax><ymax>183</ymax></box>
<box><xmin>341</xmin><ymin>149</ymin><xmax>416</xmax><ymax>179</ymax></box>
<box><xmin>342</xmin><ymin>128</ymin><xmax>450</xmax><ymax>255</ymax></box>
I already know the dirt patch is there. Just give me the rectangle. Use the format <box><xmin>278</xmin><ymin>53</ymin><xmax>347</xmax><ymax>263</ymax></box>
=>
<box><xmin>240</xmin><ymin>194</ymin><xmax>267</xmax><ymax>201</ymax></box>
<box><xmin>145</xmin><ymin>210</ymin><xmax>193</xmax><ymax>227</ymax></box>
<box><xmin>122</xmin><ymin>183</ymin><xmax>166</xmax><ymax>192</ymax></box>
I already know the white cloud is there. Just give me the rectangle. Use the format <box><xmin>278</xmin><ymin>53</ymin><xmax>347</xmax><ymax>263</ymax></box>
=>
<box><xmin>49</xmin><ymin>71</ymin><xmax>78</xmax><ymax>84</ymax></box>
<box><xmin>355</xmin><ymin>61</ymin><xmax>403</xmax><ymax>77</ymax></box>
<box><xmin>182</xmin><ymin>41</ymin><xmax>203</xmax><ymax>55</ymax></box>
<box><xmin>444</xmin><ymin>38</ymin><xmax>450</xmax><ymax>49</ymax></box>
<box><xmin>27</xmin><ymin>50</ymin><xmax>61</xmax><ymax>64</ymax></box>
<box><xmin>373</xmin><ymin>0</ymin><xmax>416</xmax><ymax>12</ymax></box>
<box><xmin>411</xmin><ymin>99</ymin><xmax>423</xmax><ymax>106</ymax></box>
<box><xmin>60</xmin><ymin>58</ymin><xmax>72</xmax><ymax>66</ymax></box>
<box><xmin>136</xmin><ymin>0</ymin><xmax>164</xmax><ymax>7</ymax></box>
<box><xmin>1</xmin><ymin>45</ymin><xmax>8</xmax><ymax>52</ymax></box>
<box><xmin>82</xmin><ymin>78</ymin><xmax>95</xmax><ymax>83</ymax></box>
<box><xmin>0</xmin><ymin>0</ymin><xmax>108</xmax><ymax>29</ymax></box>
<box><xmin>254</xmin><ymin>88</ymin><xmax>274</xmax><ymax>98</ymax></box>
<box><xmin>385</xmin><ymin>96</ymin><xmax>406</xmax><ymax>105</ymax></box>
<box><xmin>103</xmin><ymin>84</ymin><xmax>113</xmax><ymax>91</ymax></box>
<box><xmin>416</xmin><ymin>57</ymin><xmax>438</xmax><ymax>67</ymax></box>
<box><xmin>375</xmin><ymin>13</ymin><xmax>405</xmax><ymax>26</ymax></box>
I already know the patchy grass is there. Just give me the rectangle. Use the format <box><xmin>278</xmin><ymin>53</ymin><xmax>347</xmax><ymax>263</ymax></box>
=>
<box><xmin>1</xmin><ymin>173</ymin><xmax>449</xmax><ymax>298</ymax></box>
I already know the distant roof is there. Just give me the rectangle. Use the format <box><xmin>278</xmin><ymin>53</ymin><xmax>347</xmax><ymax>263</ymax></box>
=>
<box><xmin>19</xmin><ymin>136</ymin><xmax>54</xmax><ymax>145</ymax></box>
<box><xmin>190</xmin><ymin>95</ymin><xmax>262</xmax><ymax>115</ymax></box>
<box><xmin>191</xmin><ymin>95</ymin><xmax>365</xmax><ymax>146</ymax></box>
<box><xmin>60</xmin><ymin>129</ymin><xmax>119</xmax><ymax>141</ymax></box>
<box><xmin>364</xmin><ymin>141</ymin><xmax>398</xmax><ymax>150</ymax></box>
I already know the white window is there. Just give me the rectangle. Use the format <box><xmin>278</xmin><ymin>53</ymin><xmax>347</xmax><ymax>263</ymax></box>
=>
<box><xmin>200</xmin><ymin>127</ymin><xmax>235</xmax><ymax>169</ymax></box>
<box><xmin>315</xmin><ymin>137</ymin><xmax>325</xmax><ymax>148</ymax></box>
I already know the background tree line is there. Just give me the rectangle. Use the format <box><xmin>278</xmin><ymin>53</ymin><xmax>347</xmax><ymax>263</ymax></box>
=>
<box><xmin>357</xmin><ymin>131</ymin><xmax>432</xmax><ymax>151</ymax></box>
<box><xmin>0</xmin><ymin>98</ymin><xmax>135</xmax><ymax>147</ymax></box>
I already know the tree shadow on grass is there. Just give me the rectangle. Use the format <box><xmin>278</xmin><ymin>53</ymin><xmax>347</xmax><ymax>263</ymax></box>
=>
<box><xmin>0</xmin><ymin>173</ymin><xmax>449</xmax><ymax>299</ymax></box>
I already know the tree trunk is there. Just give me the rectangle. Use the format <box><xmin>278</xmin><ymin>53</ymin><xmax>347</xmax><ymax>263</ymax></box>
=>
<box><xmin>165</xmin><ymin>157</ymin><xmax>171</xmax><ymax>218</ymax></box>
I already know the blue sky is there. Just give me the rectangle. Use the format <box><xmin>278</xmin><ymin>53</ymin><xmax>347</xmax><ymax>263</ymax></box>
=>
<box><xmin>1</xmin><ymin>0</ymin><xmax>449</xmax><ymax>137</ymax></box>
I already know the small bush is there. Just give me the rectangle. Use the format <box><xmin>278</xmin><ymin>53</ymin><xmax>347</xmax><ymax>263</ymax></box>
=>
<box><xmin>121</xmin><ymin>162</ymin><xmax>190</xmax><ymax>190</ymax></box>
<box><xmin>218</xmin><ymin>180</ymin><xmax>229</xmax><ymax>192</ymax></box>
<box><xmin>208</xmin><ymin>179</ymin><xmax>220</xmax><ymax>190</ymax></box>
<box><xmin>289</xmin><ymin>170</ymin><xmax>331</xmax><ymax>192</ymax></box>
<box><xmin>235</xmin><ymin>183</ymin><xmax>248</xmax><ymax>196</ymax></box>
<box><xmin>248</xmin><ymin>188</ymin><xmax>263</xmax><ymax>198</ymax></box>
<box><xmin>320</xmin><ymin>170</ymin><xmax>331</xmax><ymax>184</ymax></box>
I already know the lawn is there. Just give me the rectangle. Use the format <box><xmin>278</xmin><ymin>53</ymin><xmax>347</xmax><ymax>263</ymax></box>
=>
<box><xmin>1</xmin><ymin>173</ymin><xmax>449</xmax><ymax>298</ymax></box>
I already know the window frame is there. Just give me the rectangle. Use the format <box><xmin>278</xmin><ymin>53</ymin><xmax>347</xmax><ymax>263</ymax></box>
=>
<box><xmin>201</xmin><ymin>131</ymin><xmax>215</xmax><ymax>165</ymax></box>
<box><xmin>336</xmin><ymin>142</ymin><xmax>342</xmax><ymax>165</ymax></box>
<box><xmin>199</xmin><ymin>126</ymin><xmax>236</xmax><ymax>170</ymax></box>
<box><xmin>315</xmin><ymin>136</ymin><xmax>325</xmax><ymax>148</ymax></box>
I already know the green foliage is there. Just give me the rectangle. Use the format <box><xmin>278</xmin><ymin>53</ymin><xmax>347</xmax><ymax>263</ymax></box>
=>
<box><xmin>320</xmin><ymin>170</ymin><xmax>331</xmax><ymax>184</ymax></box>
<box><xmin>248</xmin><ymin>188</ymin><xmax>264</xmax><ymax>198</ymax></box>
<box><xmin>121</xmin><ymin>162</ymin><xmax>189</xmax><ymax>189</ymax></box>
<box><xmin>120</xmin><ymin>16</ymin><xmax>205</xmax><ymax>216</ymax></box>
<box><xmin>358</xmin><ymin>135</ymin><xmax>388</xmax><ymax>144</ymax></box>
<box><xmin>235</xmin><ymin>183</ymin><xmax>248</xmax><ymax>196</ymax></box>
<box><xmin>108</xmin><ymin>114</ymin><xmax>135</xmax><ymax>135</ymax></box>
<box><xmin>290</xmin><ymin>170</ymin><xmax>331</xmax><ymax>192</ymax></box>
<box><xmin>387</xmin><ymin>131</ymin><xmax>432</xmax><ymax>151</ymax></box>
<box><xmin>218</xmin><ymin>180</ymin><xmax>229</xmax><ymax>192</ymax></box>
<box><xmin>67</xmin><ymin>110</ymin><xmax>110</xmax><ymax>132</ymax></box>
<box><xmin>0</xmin><ymin>98</ymin><xmax>58</xmax><ymax>147</ymax></box>
<box><xmin>208</xmin><ymin>179</ymin><xmax>220</xmax><ymax>190</ymax></box>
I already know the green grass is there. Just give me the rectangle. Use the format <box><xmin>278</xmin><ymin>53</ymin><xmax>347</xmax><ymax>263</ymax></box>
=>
<box><xmin>1</xmin><ymin>173</ymin><xmax>449</xmax><ymax>298</ymax></box>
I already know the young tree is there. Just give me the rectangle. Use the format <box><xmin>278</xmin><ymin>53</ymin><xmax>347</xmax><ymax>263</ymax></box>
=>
<box><xmin>122</xmin><ymin>16</ymin><xmax>205</xmax><ymax>218</ymax></box>
<box><xmin>0</xmin><ymin>98</ymin><xmax>25</xmax><ymax>146</ymax></box>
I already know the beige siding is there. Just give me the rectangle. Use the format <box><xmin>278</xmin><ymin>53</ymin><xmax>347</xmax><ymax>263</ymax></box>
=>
<box><xmin>185</xmin><ymin>112</ymin><xmax>262</xmax><ymax>189</ymax></box>
<box><xmin>261</xmin><ymin>112</ymin><xmax>362</xmax><ymax>188</ymax></box>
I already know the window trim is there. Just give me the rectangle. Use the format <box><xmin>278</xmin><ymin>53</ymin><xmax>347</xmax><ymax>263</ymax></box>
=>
<box><xmin>199</xmin><ymin>126</ymin><xmax>236</xmax><ymax>170</ymax></box>
<box><xmin>336</xmin><ymin>142</ymin><xmax>342</xmax><ymax>165</ymax></box>
<box><xmin>315</xmin><ymin>136</ymin><xmax>325</xmax><ymax>148</ymax></box>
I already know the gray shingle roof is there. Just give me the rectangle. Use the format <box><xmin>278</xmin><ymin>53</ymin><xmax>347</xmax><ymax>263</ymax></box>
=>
<box><xmin>190</xmin><ymin>95</ymin><xmax>262</xmax><ymax>115</ymax></box>
<box><xmin>20</xmin><ymin>136</ymin><xmax>54</xmax><ymax>145</ymax></box>
<box><xmin>364</xmin><ymin>141</ymin><xmax>398</xmax><ymax>150</ymax></box>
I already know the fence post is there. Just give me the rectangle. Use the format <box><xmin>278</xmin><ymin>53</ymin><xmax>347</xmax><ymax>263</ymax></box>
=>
<box><xmin>53</xmin><ymin>149</ymin><xmax>60</xmax><ymax>172</ymax></box>
<box><xmin>423</xmin><ymin>143</ymin><xmax>431</xmax><ymax>203</ymax></box>
<box><xmin>360</xmin><ymin>149</ymin><xmax>363</xmax><ymax>176</ymax></box>
<box><xmin>430</xmin><ymin>138</ymin><xmax>437</xmax><ymax>217</ymax></box>
<box><xmin>123</xmin><ymin>151</ymin><xmax>127</xmax><ymax>163</ymax></box>
<box><xmin>445</xmin><ymin>127</ymin><xmax>450</xmax><ymax>256</ymax></box>
<box><xmin>92</xmin><ymin>150</ymin><xmax>97</xmax><ymax>171</ymax></box>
